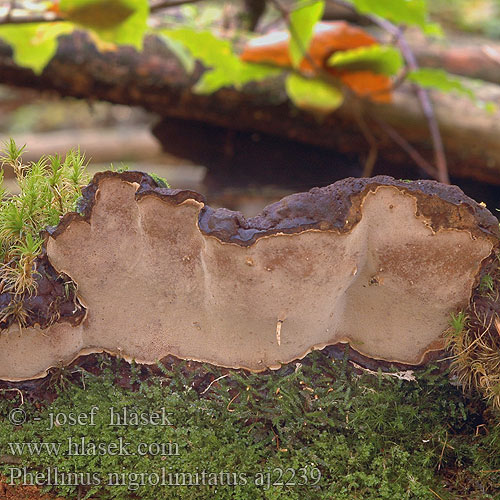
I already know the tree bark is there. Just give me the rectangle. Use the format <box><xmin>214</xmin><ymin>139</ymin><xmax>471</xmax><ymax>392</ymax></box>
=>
<box><xmin>408</xmin><ymin>32</ymin><xmax>500</xmax><ymax>86</ymax></box>
<box><xmin>1</xmin><ymin>32</ymin><xmax>500</xmax><ymax>186</ymax></box>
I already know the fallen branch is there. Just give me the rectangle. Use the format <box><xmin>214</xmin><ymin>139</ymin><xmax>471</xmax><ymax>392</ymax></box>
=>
<box><xmin>0</xmin><ymin>0</ymin><xmax>203</xmax><ymax>26</ymax></box>
<box><xmin>1</xmin><ymin>33</ymin><xmax>500</xmax><ymax>185</ymax></box>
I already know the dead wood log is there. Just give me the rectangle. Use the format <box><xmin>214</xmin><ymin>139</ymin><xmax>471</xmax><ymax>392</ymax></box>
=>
<box><xmin>410</xmin><ymin>32</ymin><xmax>500</xmax><ymax>85</ymax></box>
<box><xmin>1</xmin><ymin>32</ymin><xmax>500</xmax><ymax>186</ymax></box>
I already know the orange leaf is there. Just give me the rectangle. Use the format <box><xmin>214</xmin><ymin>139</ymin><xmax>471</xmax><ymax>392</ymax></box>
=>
<box><xmin>241</xmin><ymin>21</ymin><xmax>377</xmax><ymax>74</ymax></box>
<box><xmin>47</xmin><ymin>1</ymin><xmax>61</xmax><ymax>14</ymax></box>
<box><xmin>241</xmin><ymin>21</ymin><xmax>392</xmax><ymax>102</ymax></box>
<box><xmin>306</xmin><ymin>22</ymin><xmax>377</xmax><ymax>72</ymax></box>
<box><xmin>241</xmin><ymin>30</ymin><xmax>292</xmax><ymax>68</ymax></box>
<box><xmin>336</xmin><ymin>70</ymin><xmax>392</xmax><ymax>103</ymax></box>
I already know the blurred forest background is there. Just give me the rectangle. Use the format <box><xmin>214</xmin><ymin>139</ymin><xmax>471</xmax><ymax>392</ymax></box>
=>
<box><xmin>1</xmin><ymin>0</ymin><xmax>500</xmax><ymax>216</ymax></box>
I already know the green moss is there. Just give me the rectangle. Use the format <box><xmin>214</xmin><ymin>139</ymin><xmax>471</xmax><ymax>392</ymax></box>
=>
<box><xmin>0</xmin><ymin>140</ymin><xmax>90</xmax><ymax>326</ymax></box>
<box><xmin>479</xmin><ymin>274</ymin><xmax>495</xmax><ymax>294</ymax></box>
<box><xmin>109</xmin><ymin>162</ymin><xmax>129</xmax><ymax>173</ymax></box>
<box><xmin>149</xmin><ymin>172</ymin><xmax>170</xmax><ymax>188</ymax></box>
<box><xmin>446</xmin><ymin>252</ymin><xmax>500</xmax><ymax>411</ymax></box>
<box><xmin>449</xmin><ymin>311</ymin><xmax>468</xmax><ymax>335</ymax></box>
<box><xmin>0</xmin><ymin>352</ymin><xmax>498</xmax><ymax>499</ymax></box>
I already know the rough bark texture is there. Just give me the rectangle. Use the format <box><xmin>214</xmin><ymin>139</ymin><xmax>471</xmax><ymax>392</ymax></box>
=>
<box><xmin>1</xmin><ymin>33</ymin><xmax>500</xmax><ymax>185</ymax></box>
<box><xmin>409</xmin><ymin>32</ymin><xmax>500</xmax><ymax>86</ymax></box>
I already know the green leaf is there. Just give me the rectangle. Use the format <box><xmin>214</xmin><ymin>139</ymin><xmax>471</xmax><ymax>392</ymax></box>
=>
<box><xmin>285</xmin><ymin>73</ymin><xmax>344</xmax><ymax>113</ymax></box>
<box><xmin>327</xmin><ymin>45</ymin><xmax>403</xmax><ymax>75</ymax></box>
<box><xmin>162</xmin><ymin>29</ymin><xmax>230</xmax><ymax>70</ymax></box>
<box><xmin>481</xmin><ymin>101</ymin><xmax>498</xmax><ymax>114</ymax></box>
<box><xmin>195</xmin><ymin>62</ymin><xmax>278</xmax><ymax>94</ymax></box>
<box><xmin>408</xmin><ymin>68</ymin><xmax>497</xmax><ymax>112</ymax></box>
<box><xmin>345</xmin><ymin>0</ymin><xmax>428</xmax><ymax>29</ymax></box>
<box><xmin>0</xmin><ymin>23</ymin><xmax>74</xmax><ymax>74</ymax></box>
<box><xmin>407</xmin><ymin>68</ymin><xmax>475</xmax><ymax>98</ymax></box>
<box><xmin>159</xmin><ymin>35</ymin><xmax>195</xmax><ymax>74</ymax></box>
<box><xmin>161</xmin><ymin>29</ymin><xmax>279</xmax><ymax>94</ymax></box>
<box><xmin>59</xmin><ymin>0</ymin><xmax>149</xmax><ymax>49</ymax></box>
<box><xmin>289</xmin><ymin>0</ymin><xmax>325</xmax><ymax>68</ymax></box>
<box><xmin>423</xmin><ymin>22</ymin><xmax>444</xmax><ymax>38</ymax></box>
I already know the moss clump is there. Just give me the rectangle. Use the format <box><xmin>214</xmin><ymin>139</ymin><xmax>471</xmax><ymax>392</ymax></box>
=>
<box><xmin>149</xmin><ymin>172</ymin><xmax>170</xmax><ymax>188</ymax></box>
<box><xmin>446</xmin><ymin>251</ymin><xmax>500</xmax><ymax>410</ymax></box>
<box><xmin>0</xmin><ymin>141</ymin><xmax>173</xmax><ymax>331</ymax></box>
<box><xmin>0</xmin><ymin>352</ymin><xmax>498</xmax><ymax>499</ymax></box>
<box><xmin>0</xmin><ymin>139</ymin><xmax>89</xmax><ymax>327</ymax></box>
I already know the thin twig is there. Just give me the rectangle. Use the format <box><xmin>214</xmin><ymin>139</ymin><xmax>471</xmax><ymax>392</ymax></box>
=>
<box><xmin>396</xmin><ymin>33</ymin><xmax>450</xmax><ymax>184</ymax></box>
<box><xmin>0</xmin><ymin>0</ymin><xmax>203</xmax><ymax>25</ymax></box>
<box><xmin>226</xmin><ymin>391</ymin><xmax>240</xmax><ymax>412</ymax></box>
<box><xmin>428</xmin><ymin>487</ymin><xmax>445</xmax><ymax>500</ymax></box>
<box><xmin>372</xmin><ymin>116</ymin><xmax>439</xmax><ymax>179</ymax></box>
<box><xmin>388</xmin><ymin>66</ymin><xmax>409</xmax><ymax>92</ymax></box>
<box><xmin>0</xmin><ymin>11</ymin><xmax>62</xmax><ymax>25</ymax></box>
<box><xmin>353</xmin><ymin>102</ymin><xmax>378</xmax><ymax>177</ymax></box>
<box><xmin>327</xmin><ymin>0</ymin><xmax>450</xmax><ymax>184</ymax></box>
<box><xmin>0</xmin><ymin>387</ymin><xmax>24</xmax><ymax>405</ymax></box>
<box><xmin>349</xmin><ymin>361</ymin><xmax>416</xmax><ymax>381</ymax></box>
<box><xmin>200</xmin><ymin>373</ymin><xmax>228</xmax><ymax>394</ymax></box>
<box><xmin>150</xmin><ymin>0</ymin><xmax>205</xmax><ymax>12</ymax></box>
<box><xmin>437</xmin><ymin>432</ymin><xmax>447</xmax><ymax>470</ymax></box>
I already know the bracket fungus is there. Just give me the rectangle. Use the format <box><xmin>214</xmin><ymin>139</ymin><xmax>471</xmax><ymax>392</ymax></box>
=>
<box><xmin>0</xmin><ymin>172</ymin><xmax>498</xmax><ymax>381</ymax></box>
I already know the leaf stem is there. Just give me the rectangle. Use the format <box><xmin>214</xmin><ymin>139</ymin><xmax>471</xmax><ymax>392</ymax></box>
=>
<box><xmin>0</xmin><ymin>0</ymin><xmax>205</xmax><ymax>25</ymax></box>
<box><xmin>0</xmin><ymin>10</ymin><xmax>62</xmax><ymax>25</ymax></box>
<box><xmin>150</xmin><ymin>0</ymin><xmax>205</xmax><ymax>12</ymax></box>
<box><xmin>371</xmin><ymin>116</ymin><xmax>439</xmax><ymax>179</ymax></box>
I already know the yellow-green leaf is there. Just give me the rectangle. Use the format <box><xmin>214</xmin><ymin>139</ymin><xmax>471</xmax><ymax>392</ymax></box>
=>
<box><xmin>289</xmin><ymin>0</ymin><xmax>325</xmax><ymax>68</ymax></box>
<box><xmin>327</xmin><ymin>45</ymin><xmax>403</xmax><ymax>76</ymax></box>
<box><xmin>407</xmin><ymin>68</ymin><xmax>475</xmax><ymax>98</ymax></box>
<box><xmin>407</xmin><ymin>68</ymin><xmax>497</xmax><ymax>112</ymax></box>
<box><xmin>59</xmin><ymin>0</ymin><xmax>149</xmax><ymax>49</ymax></box>
<box><xmin>159</xmin><ymin>35</ymin><xmax>195</xmax><ymax>75</ymax></box>
<box><xmin>161</xmin><ymin>29</ymin><xmax>279</xmax><ymax>94</ymax></box>
<box><xmin>285</xmin><ymin>73</ymin><xmax>344</xmax><ymax>113</ymax></box>
<box><xmin>345</xmin><ymin>0</ymin><xmax>428</xmax><ymax>28</ymax></box>
<box><xmin>0</xmin><ymin>23</ymin><xmax>74</xmax><ymax>74</ymax></box>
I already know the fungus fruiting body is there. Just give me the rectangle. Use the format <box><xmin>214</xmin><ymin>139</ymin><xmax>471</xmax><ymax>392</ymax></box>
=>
<box><xmin>0</xmin><ymin>173</ymin><xmax>497</xmax><ymax>381</ymax></box>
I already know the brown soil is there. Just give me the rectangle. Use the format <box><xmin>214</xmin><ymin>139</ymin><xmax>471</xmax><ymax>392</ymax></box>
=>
<box><xmin>0</xmin><ymin>478</ymin><xmax>65</xmax><ymax>500</ymax></box>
